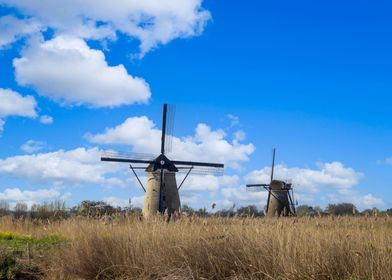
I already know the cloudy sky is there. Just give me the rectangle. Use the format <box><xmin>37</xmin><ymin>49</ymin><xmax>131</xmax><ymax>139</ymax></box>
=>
<box><xmin>0</xmin><ymin>0</ymin><xmax>391</xmax><ymax>211</ymax></box>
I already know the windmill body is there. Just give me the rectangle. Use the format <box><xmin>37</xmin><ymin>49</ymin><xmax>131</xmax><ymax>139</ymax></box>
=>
<box><xmin>247</xmin><ymin>149</ymin><xmax>296</xmax><ymax>217</ymax></box>
<box><xmin>143</xmin><ymin>171</ymin><xmax>180</xmax><ymax>218</ymax></box>
<box><xmin>265</xmin><ymin>180</ymin><xmax>294</xmax><ymax>217</ymax></box>
<box><xmin>101</xmin><ymin>104</ymin><xmax>224</xmax><ymax>219</ymax></box>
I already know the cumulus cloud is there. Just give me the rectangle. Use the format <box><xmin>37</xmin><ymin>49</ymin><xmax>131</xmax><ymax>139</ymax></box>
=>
<box><xmin>87</xmin><ymin>116</ymin><xmax>255</xmax><ymax>169</ymax></box>
<box><xmin>221</xmin><ymin>186</ymin><xmax>269</xmax><ymax>208</ymax></box>
<box><xmin>14</xmin><ymin>36</ymin><xmax>151</xmax><ymax>107</ymax></box>
<box><xmin>39</xmin><ymin>115</ymin><xmax>53</xmax><ymax>124</ymax></box>
<box><xmin>0</xmin><ymin>88</ymin><xmax>37</xmax><ymax>118</ymax></box>
<box><xmin>0</xmin><ymin>88</ymin><xmax>37</xmax><ymax>135</ymax></box>
<box><xmin>325</xmin><ymin>189</ymin><xmax>384</xmax><ymax>209</ymax></box>
<box><xmin>179</xmin><ymin>175</ymin><xmax>240</xmax><ymax>192</ymax></box>
<box><xmin>0</xmin><ymin>147</ymin><xmax>126</xmax><ymax>186</ymax></box>
<box><xmin>355</xmin><ymin>194</ymin><xmax>384</xmax><ymax>208</ymax></box>
<box><xmin>1</xmin><ymin>0</ymin><xmax>211</xmax><ymax>56</ymax></box>
<box><xmin>245</xmin><ymin>162</ymin><xmax>362</xmax><ymax>193</ymax></box>
<box><xmin>20</xmin><ymin>140</ymin><xmax>45</xmax><ymax>153</ymax></box>
<box><xmin>0</xmin><ymin>187</ymin><xmax>60</xmax><ymax>202</ymax></box>
<box><xmin>0</xmin><ymin>15</ymin><xmax>41</xmax><ymax>49</ymax></box>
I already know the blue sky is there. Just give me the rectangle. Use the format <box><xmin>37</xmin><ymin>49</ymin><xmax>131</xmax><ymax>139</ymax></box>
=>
<box><xmin>0</xmin><ymin>0</ymin><xmax>391</xmax><ymax>210</ymax></box>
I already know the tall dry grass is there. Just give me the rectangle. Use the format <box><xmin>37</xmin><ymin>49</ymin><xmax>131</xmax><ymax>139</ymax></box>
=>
<box><xmin>1</xmin><ymin>216</ymin><xmax>391</xmax><ymax>279</ymax></box>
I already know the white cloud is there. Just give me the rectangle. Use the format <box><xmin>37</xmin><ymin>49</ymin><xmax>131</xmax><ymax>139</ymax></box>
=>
<box><xmin>227</xmin><ymin>114</ymin><xmax>240</xmax><ymax>128</ymax></box>
<box><xmin>0</xmin><ymin>88</ymin><xmax>37</xmax><ymax>118</ymax></box>
<box><xmin>0</xmin><ymin>119</ymin><xmax>4</xmax><ymax>134</ymax></box>
<box><xmin>14</xmin><ymin>35</ymin><xmax>151</xmax><ymax>107</ymax></box>
<box><xmin>0</xmin><ymin>147</ymin><xmax>126</xmax><ymax>186</ymax></box>
<box><xmin>0</xmin><ymin>187</ymin><xmax>59</xmax><ymax>201</ymax></box>
<box><xmin>0</xmin><ymin>15</ymin><xmax>41</xmax><ymax>49</ymax></box>
<box><xmin>0</xmin><ymin>187</ymin><xmax>61</xmax><ymax>207</ymax></box>
<box><xmin>357</xmin><ymin>194</ymin><xmax>384</xmax><ymax>208</ymax></box>
<box><xmin>234</xmin><ymin>130</ymin><xmax>246</xmax><ymax>141</ymax></box>
<box><xmin>179</xmin><ymin>175</ymin><xmax>239</xmax><ymax>192</ymax></box>
<box><xmin>221</xmin><ymin>186</ymin><xmax>269</xmax><ymax>208</ymax></box>
<box><xmin>181</xmin><ymin>194</ymin><xmax>199</xmax><ymax>205</ymax></box>
<box><xmin>1</xmin><ymin>0</ymin><xmax>211</xmax><ymax>56</ymax></box>
<box><xmin>245</xmin><ymin>162</ymin><xmax>362</xmax><ymax>193</ymax></box>
<box><xmin>39</xmin><ymin>115</ymin><xmax>53</xmax><ymax>124</ymax></box>
<box><xmin>87</xmin><ymin>117</ymin><xmax>255</xmax><ymax>169</ymax></box>
<box><xmin>20</xmin><ymin>140</ymin><xmax>45</xmax><ymax>153</ymax></box>
<box><xmin>104</xmin><ymin>196</ymin><xmax>131</xmax><ymax>208</ymax></box>
<box><xmin>327</xmin><ymin>189</ymin><xmax>384</xmax><ymax>209</ymax></box>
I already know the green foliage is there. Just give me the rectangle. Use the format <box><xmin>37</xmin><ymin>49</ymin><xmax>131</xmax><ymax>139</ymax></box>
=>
<box><xmin>0</xmin><ymin>247</ymin><xmax>42</xmax><ymax>280</ymax></box>
<box><xmin>0</xmin><ymin>249</ymin><xmax>16</xmax><ymax>279</ymax></box>
<box><xmin>0</xmin><ymin>231</ymin><xmax>65</xmax><ymax>252</ymax></box>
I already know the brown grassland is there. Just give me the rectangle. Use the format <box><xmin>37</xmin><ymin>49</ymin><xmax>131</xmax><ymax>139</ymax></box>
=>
<box><xmin>0</xmin><ymin>215</ymin><xmax>391</xmax><ymax>280</ymax></box>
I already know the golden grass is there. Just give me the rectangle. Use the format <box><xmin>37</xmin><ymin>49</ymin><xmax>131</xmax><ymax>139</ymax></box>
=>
<box><xmin>1</xmin><ymin>216</ymin><xmax>391</xmax><ymax>280</ymax></box>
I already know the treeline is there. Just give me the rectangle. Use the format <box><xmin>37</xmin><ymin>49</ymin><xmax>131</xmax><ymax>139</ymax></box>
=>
<box><xmin>0</xmin><ymin>200</ymin><xmax>391</xmax><ymax>220</ymax></box>
<box><xmin>0</xmin><ymin>200</ymin><xmax>134</xmax><ymax>220</ymax></box>
<box><xmin>184</xmin><ymin>203</ymin><xmax>392</xmax><ymax>217</ymax></box>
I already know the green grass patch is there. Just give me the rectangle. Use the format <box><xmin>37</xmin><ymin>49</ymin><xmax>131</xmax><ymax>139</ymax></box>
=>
<box><xmin>0</xmin><ymin>231</ymin><xmax>66</xmax><ymax>252</ymax></box>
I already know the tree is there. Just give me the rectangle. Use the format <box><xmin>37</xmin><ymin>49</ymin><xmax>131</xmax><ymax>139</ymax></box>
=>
<box><xmin>326</xmin><ymin>203</ymin><xmax>357</xmax><ymax>216</ymax></box>
<box><xmin>76</xmin><ymin>200</ymin><xmax>120</xmax><ymax>217</ymax></box>
<box><xmin>30</xmin><ymin>201</ymin><xmax>68</xmax><ymax>220</ymax></box>
<box><xmin>14</xmin><ymin>202</ymin><xmax>28</xmax><ymax>219</ymax></box>
<box><xmin>0</xmin><ymin>200</ymin><xmax>9</xmax><ymax>217</ymax></box>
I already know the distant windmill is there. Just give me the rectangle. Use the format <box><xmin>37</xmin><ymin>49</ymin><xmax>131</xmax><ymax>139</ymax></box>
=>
<box><xmin>246</xmin><ymin>149</ymin><xmax>296</xmax><ymax>217</ymax></box>
<box><xmin>101</xmin><ymin>104</ymin><xmax>224</xmax><ymax>219</ymax></box>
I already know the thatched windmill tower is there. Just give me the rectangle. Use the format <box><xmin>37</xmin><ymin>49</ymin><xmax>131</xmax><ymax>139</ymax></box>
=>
<box><xmin>101</xmin><ymin>104</ymin><xmax>224</xmax><ymax>219</ymax></box>
<box><xmin>246</xmin><ymin>149</ymin><xmax>296</xmax><ymax>217</ymax></box>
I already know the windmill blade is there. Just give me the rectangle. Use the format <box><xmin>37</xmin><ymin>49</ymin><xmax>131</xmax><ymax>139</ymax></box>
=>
<box><xmin>246</xmin><ymin>186</ymin><xmax>265</xmax><ymax>192</ymax></box>
<box><xmin>246</xmin><ymin>184</ymin><xmax>270</xmax><ymax>188</ymax></box>
<box><xmin>101</xmin><ymin>151</ymin><xmax>155</xmax><ymax>164</ymax></box>
<box><xmin>271</xmin><ymin>148</ymin><xmax>276</xmax><ymax>183</ymax></box>
<box><xmin>177</xmin><ymin>166</ymin><xmax>224</xmax><ymax>175</ymax></box>
<box><xmin>164</xmin><ymin>104</ymin><xmax>176</xmax><ymax>154</ymax></box>
<box><xmin>246</xmin><ymin>184</ymin><xmax>269</xmax><ymax>192</ymax></box>
<box><xmin>161</xmin><ymin>104</ymin><xmax>168</xmax><ymax>155</ymax></box>
<box><xmin>172</xmin><ymin>160</ymin><xmax>224</xmax><ymax>168</ymax></box>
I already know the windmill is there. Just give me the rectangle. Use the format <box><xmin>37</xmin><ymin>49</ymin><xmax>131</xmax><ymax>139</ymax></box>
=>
<box><xmin>101</xmin><ymin>104</ymin><xmax>224</xmax><ymax>219</ymax></box>
<box><xmin>246</xmin><ymin>149</ymin><xmax>296</xmax><ymax>217</ymax></box>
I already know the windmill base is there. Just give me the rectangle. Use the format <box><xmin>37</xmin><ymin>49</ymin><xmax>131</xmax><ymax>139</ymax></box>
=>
<box><xmin>142</xmin><ymin>171</ymin><xmax>181</xmax><ymax>219</ymax></box>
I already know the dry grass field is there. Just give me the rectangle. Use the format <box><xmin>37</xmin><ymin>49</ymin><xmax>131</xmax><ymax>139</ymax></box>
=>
<box><xmin>0</xmin><ymin>216</ymin><xmax>391</xmax><ymax>280</ymax></box>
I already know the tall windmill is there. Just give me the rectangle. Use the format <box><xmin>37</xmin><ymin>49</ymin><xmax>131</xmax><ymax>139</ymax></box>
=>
<box><xmin>101</xmin><ymin>104</ymin><xmax>224</xmax><ymax>219</ymax></box>
<box><xmin>246</xmin><ymin>149</ymin><xmax>296</xmax><ymax>217</ymax></box>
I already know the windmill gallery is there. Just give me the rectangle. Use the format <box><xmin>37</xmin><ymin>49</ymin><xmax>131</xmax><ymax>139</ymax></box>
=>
<box><xmin>101</xmin><ymin>104</ymin><xmax>296</xmax><ymax>219</ymax></box>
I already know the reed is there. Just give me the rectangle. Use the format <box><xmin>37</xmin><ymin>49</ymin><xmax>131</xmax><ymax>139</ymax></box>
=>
<box><xmin>1</xmin><ymin>216</ymin><xmax>391</xmax><ymax>279</ymax></box>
